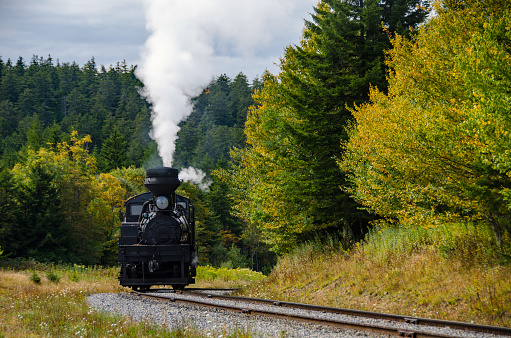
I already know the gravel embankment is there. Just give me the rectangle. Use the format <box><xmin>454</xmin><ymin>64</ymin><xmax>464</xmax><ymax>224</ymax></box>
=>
<box><xmin>88</xmin><ymin>292</ymin><xmax>507</xmax><ymax>337</ymax></box>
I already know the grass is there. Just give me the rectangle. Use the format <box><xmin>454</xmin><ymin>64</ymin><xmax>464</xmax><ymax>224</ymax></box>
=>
<box><xmin>0</xmin><ymin>261</ymin><xmax>265</xmax><ymax>337</ymax></box>
<box><xmin>197</xmin><ymin>266</ymin><xmax>266</xmax><ymax>289</ymax></box>
<box><xmin>2</xmin><ymin>222</ymin><xmax>511</xmax><ymax>335</ymax></box>
<box><xmin>241</xmin><ymin>222</ymin><xmax>511</xmax><ymax>327</ymax></box>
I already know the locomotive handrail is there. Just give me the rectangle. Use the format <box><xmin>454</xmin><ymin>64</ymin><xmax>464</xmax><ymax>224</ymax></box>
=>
<box><xmin>137</xmin><ymin>200</ymin><xmax>151</xmax><ymax>223</ymax></box>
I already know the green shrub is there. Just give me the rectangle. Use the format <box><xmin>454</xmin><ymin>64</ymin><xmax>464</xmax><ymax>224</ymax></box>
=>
<box><xmin>70</xmin><ymin>272</ymin><xmax>79</xmax><ymax>282</ymax></box>
<box><xmin>197</xmin><ymin>265</ymin><xmax>266</xmax><ymax>283</ymax></box>
<box><xmin>46</xmin><ymin>271</ymin><xmax>60</xmax><ymax>283</ymax></box>
<box><xmin>30</xmin><ymin>272</ymin><xmax>41</xmax><ymax>284</ymax></box>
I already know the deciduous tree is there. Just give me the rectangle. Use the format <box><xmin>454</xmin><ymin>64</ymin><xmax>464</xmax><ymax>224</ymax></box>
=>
<box><xmin>341</xmin><ymin>0</ymin><xmax>511</xmax><ymax>244</ymax></box>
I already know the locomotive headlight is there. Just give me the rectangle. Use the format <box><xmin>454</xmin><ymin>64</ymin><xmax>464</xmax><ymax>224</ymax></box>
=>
<box><xmin>155</xmin><ymin>196</ymin><xmax>169</xmax><ymax>210</ymax></box>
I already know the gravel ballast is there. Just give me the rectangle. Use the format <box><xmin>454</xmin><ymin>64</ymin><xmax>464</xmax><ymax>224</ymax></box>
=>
<box><xmin>87</xmin><ymin>292</ymin><xmax>507</xmax><ymax>337</ymax></box>
<box><xmin>87</xmin><ymin>292</ymin><xmax>384</xmax><ymax>337</ymax></box>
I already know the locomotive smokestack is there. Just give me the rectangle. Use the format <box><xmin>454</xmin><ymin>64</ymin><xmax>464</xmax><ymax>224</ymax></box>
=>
<box><xmin>144</xmin><ymin>167</ymin><xmax>181</xmax><ymax>198</ymax></box>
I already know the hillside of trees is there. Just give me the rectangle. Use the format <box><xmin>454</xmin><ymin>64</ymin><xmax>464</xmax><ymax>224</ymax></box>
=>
<box><xmin>2</xmin><ymin>0</ymin><xmax>509</xmax><ymax>271</ymax></box>
<box><xmin>0</xmin><ymin>57</ymin><xmax>156</xmax><ymax>170</ymax></box>
<box><xmin>0</xmin><ymin>54</ymin><xmax>272</xmax><ymax>268</ymax></box>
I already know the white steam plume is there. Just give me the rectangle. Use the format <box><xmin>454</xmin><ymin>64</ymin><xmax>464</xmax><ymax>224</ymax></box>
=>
<box><xmin>179</xmin><ymin>166</ymin><xmax>212</xmax><ymax>191</ymax></box>
<box><xmin>136</xmin><ymin>0</ymin><xmax>315</xmax><ymax>167</ymax></box>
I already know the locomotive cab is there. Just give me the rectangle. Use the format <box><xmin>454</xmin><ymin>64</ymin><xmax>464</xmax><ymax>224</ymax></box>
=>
<box><xmin>124</xmin><ymin>192</ymin><xmax>152</xmax><ymax>222</ymax></box>
<box><xmin>118</xmin><ymin>167</ymin><xmax>197</xmax><ymax>291</ymax></box>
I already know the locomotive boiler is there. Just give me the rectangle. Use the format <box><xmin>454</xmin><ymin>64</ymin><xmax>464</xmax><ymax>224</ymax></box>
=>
<box><xmin>118</xmin><ymin>167</ymin><xmax>197</xmax><ymax>290</ymax></box>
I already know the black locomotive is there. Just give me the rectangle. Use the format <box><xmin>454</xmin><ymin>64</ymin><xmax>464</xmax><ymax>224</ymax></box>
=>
<box><xmin>118</xmin><ymin>167</ymin><xmax>197</xmax><ymax>290</ymax></box>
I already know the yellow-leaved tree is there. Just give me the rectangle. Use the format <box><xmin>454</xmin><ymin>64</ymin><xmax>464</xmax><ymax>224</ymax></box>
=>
<box><xmin>10</xmin><ymin>131</ymin><xmax>135</xmax><ymax>264</ymax></box>
<box><xmin>341</xmin><ymin>0</ymin><xmax>511</xmax><ymax>245</ymax></box>
<box><xmin>224</xmin><ymin>74</ymin><xmax>311</xmax><ymax>254</ymax></box>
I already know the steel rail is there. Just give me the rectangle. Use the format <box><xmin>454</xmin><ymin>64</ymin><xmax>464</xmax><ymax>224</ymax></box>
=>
<box><xmin>174</xmin><ymin>289</ymin><xmax>511</xmax><ymax>337</ymax></box>
<box><xmin>133</xmin><ymin>291</ymin><xmax>465</xmax><ymax>337</ymax></box>
<box><xmin>143</xmin><ymin>287</ymin><xmax>238</xmax><ymax>292</ymax></box>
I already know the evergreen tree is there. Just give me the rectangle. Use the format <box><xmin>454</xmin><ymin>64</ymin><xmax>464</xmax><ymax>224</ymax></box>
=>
<box><xmin>12</xmin><ymin>164</ymin><xmax>67</xmax><ymax>262</ymax></box>
<box><xmin>228</xmin><ymin>73</ymin><xmax>254</xmax><ymax>130</ymax></box>
<box><xmin>226</xmin><ymin>0</ymin><xmax>429</xmax><ymax>253</ymax></box>
<box><xmin>0</xmin><ymin>167</ymin><xmax>18</xmax><ymax>257</ymax></box>
<box><xmin>0</xmin><ymin>100</ymin><xmax>17</xmax><ymax>138</ymax></box>
<box><xmin>25</xmin><ymin>114</ymin><xmax>44</xmax><ymax>150</ymax></box>
<box><xmin>98</xmin><ymin>126</ymin><xmax>128</xmax><ymax>172</ymax></box>
<box><xmin>1</xmin><ymin>69</ymin><xmax>21</xmax><ymax>104</ymax></box>
<box><xmin>127</xmin><ymin>109</ymin><xmax>154</xmax><ymax>167</ymax></box>
<box><xmin>208</xmin><ymin>74</ymin><xmax>232</xmax><ymax>126</ymax></box>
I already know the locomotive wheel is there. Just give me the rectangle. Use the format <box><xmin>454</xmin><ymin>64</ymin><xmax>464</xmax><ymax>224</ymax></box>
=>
<box><xmin>132</xmin><ymin>285</ymin><xmax>150</xmax><ymax>292</ymax></box>
<box><xmin>172</xmin><ymin>284</ymin><xmax>185</xmax><ymax>290</ymax></box>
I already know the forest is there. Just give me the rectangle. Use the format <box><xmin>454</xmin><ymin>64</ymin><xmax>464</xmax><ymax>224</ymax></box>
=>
<box><xmin>0</xmin><ymin>54</ymin><xmax>266</xmax><ymax>268</ymax></box>
<box><xmin>1</xmin><ymin>0</ymin><xmax>510</xmax><ymax>269</ymax></box>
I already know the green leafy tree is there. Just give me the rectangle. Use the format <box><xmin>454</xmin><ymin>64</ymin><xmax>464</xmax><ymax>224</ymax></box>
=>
<box><xmin>88</xmin><ymin>172</ymin><xmax>127</xmax><ymax>265</ymax></box>
<box><xmin>10</xmin><ymin>132</ymin><xmax>105</xmax><ymax>263</ymax></box>
<box><xmin>223</xmin><ymin>244</ymin><xmax>249</xmax><ymax>269</ymax></box>
<box><xmin>109</xmin><ymin>166</ymin><xmax>146</xmax><ymax>198</ymax></box>
<box><xmin>341</xmin><ymin>0</ymin><xmax>511</xmax><ymax>245</ymax></box>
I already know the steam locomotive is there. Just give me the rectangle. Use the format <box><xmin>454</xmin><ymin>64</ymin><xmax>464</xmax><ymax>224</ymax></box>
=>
<box><xmin>118</xmin><ymin>167</ymin><xmax>197</xmax><ymax>290</ymax></box>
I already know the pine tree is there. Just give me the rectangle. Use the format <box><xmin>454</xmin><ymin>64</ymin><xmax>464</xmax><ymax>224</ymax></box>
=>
<box><xmin>226</xmin><ymin>0</ymin><xmax>429</xmax><ymax>253</ymax></box>
<box><xmin>0</xmin><ymin>167</ymin><xmax>18</xmax><ymax>257</ymax></box>
<box><xmin>12</xmin><ymin>164</ymin><xmax>67</xmax><ymax>262</ymax></box>
<box><xmin>98</xmin><ymin>126</ymin><xmax>128</xmax><ymax>172</ymax></box>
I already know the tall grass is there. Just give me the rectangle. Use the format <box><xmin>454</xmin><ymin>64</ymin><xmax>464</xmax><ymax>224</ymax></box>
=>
<box><xmin>197</xmin><ymin>266</ymin><xmax>266</xmax><ymax>289</ymax></box>
<box><xmin>0</xmin><ymin>261</ymin><xmax>264</xmax><ymax>337</ymax></box>
<box><xmin>0</xmin><ymin>263</ymin><xmax>182</xmax><ymax>337</ymax></box>
<box><xmin>242</xmin><ymin>222</ymin><xmax>511</xmax><ymax>327</ymax></box>
<box><xmin>361</xmin><ymin>222</ymin><xmax>508</xmax><ymax>266</ymax></box>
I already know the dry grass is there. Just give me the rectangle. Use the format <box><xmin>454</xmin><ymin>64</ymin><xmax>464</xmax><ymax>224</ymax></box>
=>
<box><xmin>241</xmin><ymin>225</ymin><xmax>511</xmax><ymax>327</ymax></box>
<box><xmin>0</xmin><ymin>263</ymin><xmax>264</xmax><ymax>337</ymax></box>
<box><xmin>0</xmin><ymin>265</ymin><xmax>202</xmax><ymax>337</ymax></box>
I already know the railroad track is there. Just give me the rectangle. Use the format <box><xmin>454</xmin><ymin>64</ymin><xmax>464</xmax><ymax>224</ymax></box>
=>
<box><xmin>132</xmin><ymin>288</ymin><xmax>511</xmax><ymax>337</ymax></box>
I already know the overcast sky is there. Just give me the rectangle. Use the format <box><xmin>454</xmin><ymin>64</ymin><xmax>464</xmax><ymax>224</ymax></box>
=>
<box><xmin>0</xmin><ymin>0</ymin><xmax>317</xmax><ymax>80</ymax></box>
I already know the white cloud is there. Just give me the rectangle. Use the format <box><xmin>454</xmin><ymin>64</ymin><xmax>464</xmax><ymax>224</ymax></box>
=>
<box><xmin>0</xmin><ymin>0</ymin><xmax>146</xmax><ymax>67</ymax></box>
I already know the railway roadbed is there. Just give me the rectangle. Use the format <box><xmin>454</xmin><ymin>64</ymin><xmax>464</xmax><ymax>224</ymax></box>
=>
<box><xmin>88</xmin><ymin>289</ymin><xmax>511</xmax><ymax>337</ymax></box>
